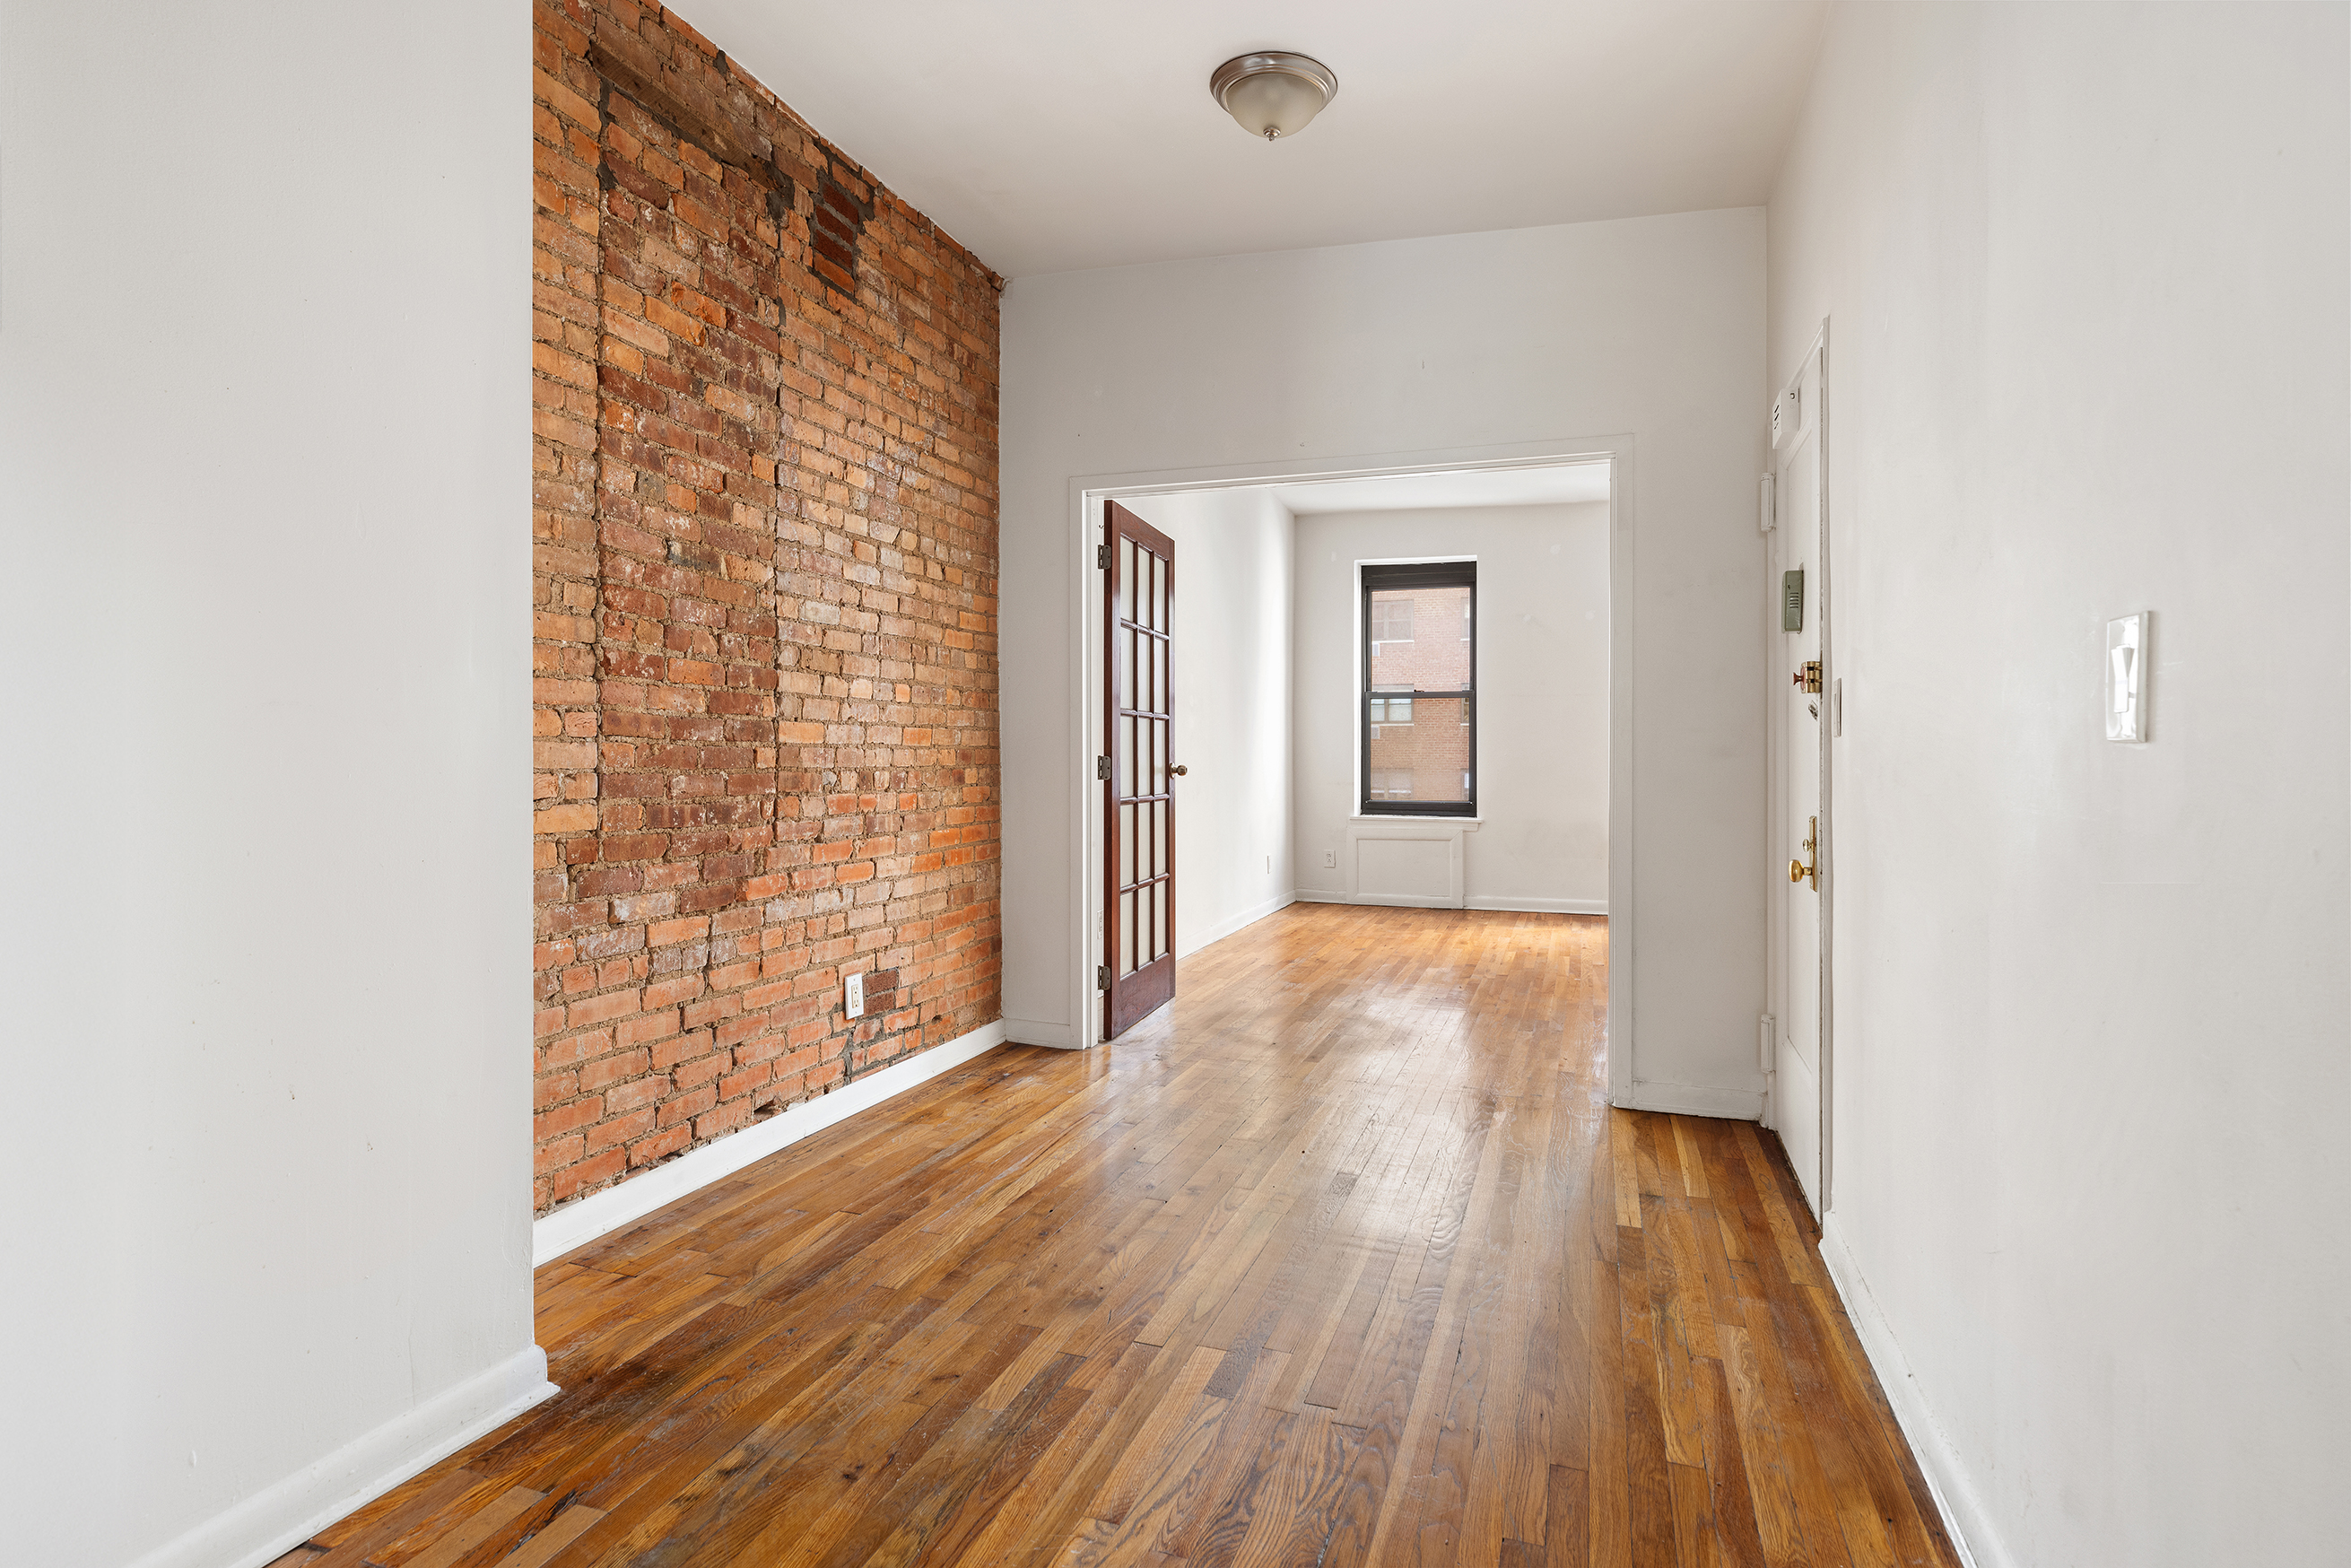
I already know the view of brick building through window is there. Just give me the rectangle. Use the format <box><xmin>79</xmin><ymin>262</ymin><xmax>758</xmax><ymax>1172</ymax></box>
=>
<box><xmin>531</xmin><ymin>0</ymin><xmax>1002</xmax><ymax>1215</ymax></box>
<box><xmin>1366</xmin><ymin>582</ymin><xmax>1472</xmax><ymax>803</ymax></box>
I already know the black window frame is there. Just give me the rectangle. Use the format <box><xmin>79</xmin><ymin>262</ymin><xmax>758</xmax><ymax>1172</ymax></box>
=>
<box><xmin>1359</xmin><ymin>560</ymin><xmax>1476</xmax><ymax>817</ymax></box>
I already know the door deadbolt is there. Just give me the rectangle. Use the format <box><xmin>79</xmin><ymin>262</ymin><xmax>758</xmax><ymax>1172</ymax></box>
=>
<box><xmin>1789</xmin><ymin>814</ymin><xmax>1819</xmax><ymax>890</ymax></box>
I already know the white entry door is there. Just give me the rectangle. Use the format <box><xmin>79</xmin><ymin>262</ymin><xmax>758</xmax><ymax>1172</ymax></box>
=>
<box><xmin>1772</xmin><ymin>338</ymin><xmax>1830</xmax><ymax>1214</ymax></box>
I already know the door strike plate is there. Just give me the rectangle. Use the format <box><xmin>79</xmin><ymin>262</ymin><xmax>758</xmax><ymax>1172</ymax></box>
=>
<box><xmin>1794</xmin><ymin>660</ymin><xmax>1822</xmax><ymax>693</ymax></box>
<box><xmin>1781</xmin><ymin>570</ymin><xmax>1805</xmax><ymax>632</ymax></box>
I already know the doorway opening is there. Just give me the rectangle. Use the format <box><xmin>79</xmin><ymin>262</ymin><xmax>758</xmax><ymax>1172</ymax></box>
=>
<box><xmin>1069</xmin><ymin>449</ymin><xmax>1633</xmax><ymax>1073</ymax></box>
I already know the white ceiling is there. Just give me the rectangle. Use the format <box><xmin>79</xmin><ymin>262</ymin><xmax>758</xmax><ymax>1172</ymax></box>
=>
<box><xmin>684</xmin><ymin>0</ymin><xmax>1831</xmax><ymax>277</ymax></box>
<box><xmin>1269</xmin><ymin>463</ymin><xmax>1609</xmax><ymax>515</ymax></box>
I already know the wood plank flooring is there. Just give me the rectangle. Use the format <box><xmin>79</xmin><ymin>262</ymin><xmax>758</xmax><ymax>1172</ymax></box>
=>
<box><xmin>277</xmin><ymin>903</ymin><xmax>1959</xmax><ymax>1568</ymax></box>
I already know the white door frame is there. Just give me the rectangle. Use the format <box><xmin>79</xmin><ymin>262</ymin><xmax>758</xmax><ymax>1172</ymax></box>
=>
<box><xmin>1764</xmin><ymin>321</ymin><xmax>1833</xmax><ymax>1212</ymax></box>
<box><xmin>1053</xmin><ymin>435</ymin><xmax>1638</xmax><ymax>1096</ymax></box>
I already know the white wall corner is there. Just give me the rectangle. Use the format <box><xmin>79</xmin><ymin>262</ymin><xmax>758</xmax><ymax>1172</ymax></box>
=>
<box><xmin>127</xmin><ymin>1346</ymin><xmax>555</xmax><ymax>1568</ymax></box>
<box><xmin>533</xmin><ymin>1019</ymin><xmax>1008</xmax><ymax>1267</ymax></box>
<box><xmin>1177</xmin><ymin>893</ymin><xmax>1298</xmax><ymax>960</ymax></box>
<box><xmin>1818</xmin><ymin>1217</ymin><xmax>2004</xmax><ymax>1568</ymax></box>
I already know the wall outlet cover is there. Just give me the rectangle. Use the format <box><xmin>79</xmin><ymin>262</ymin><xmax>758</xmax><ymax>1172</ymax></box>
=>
<box><xmin>844</xmin><ymin>971</ymin><xmax>865</xmax><ymax>1018</ymax></box>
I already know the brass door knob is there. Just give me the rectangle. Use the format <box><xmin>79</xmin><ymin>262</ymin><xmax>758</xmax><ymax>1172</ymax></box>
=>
<box><xmin>1789</xmin><ymin>815</ymin><xmax>1819</xmax><ymax>889</ymax></box>
<box><xmin>1170</xmin><ymin>764</ymin><xmax>1189</xmax><ymax>776</ymax></box>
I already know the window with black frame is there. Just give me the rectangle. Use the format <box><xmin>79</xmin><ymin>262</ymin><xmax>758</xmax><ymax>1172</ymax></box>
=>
<box><xmin>1361</xmin><ymin>561</ymin><xmax>1475</xmax><ymax>815</ymax></box>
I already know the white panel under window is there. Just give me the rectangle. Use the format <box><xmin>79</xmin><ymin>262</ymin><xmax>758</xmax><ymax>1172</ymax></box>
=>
<box><xmin>1345</xmin><ymin>820</ymin><xmax>1473</xmax><ymax>907</ymax></box>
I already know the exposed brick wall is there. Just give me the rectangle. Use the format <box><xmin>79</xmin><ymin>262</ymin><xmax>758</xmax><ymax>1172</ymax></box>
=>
<box><xmin>532</xmin><ymin>0</ymin><xmax>1001</xmax><ymax>1214</ymax></box>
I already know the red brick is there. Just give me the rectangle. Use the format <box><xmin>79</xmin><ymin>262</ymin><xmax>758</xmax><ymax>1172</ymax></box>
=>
<box><xmin>564</xmin><ymin>989</ymin><xmax>640</xmax><ymax>1028</ymax></box>
<box><xmin>532</xmin><ymin>0</ymin><xmax>999</xmax><ymax>1221</ymax></box>
<box><xmin>549</xmin><ymin>1147</ymin><xmax>624</xmax><ymax>1203</ymax></box>
<box><xmin>533</xmin><ymin>1098</ymin><xmax>601</xmax><ymax>1141</ymax></box>
<box><xmin>603</xmin><ymin>1076</ymin><xmax>669</xmax><ymax>1116</ymax></box>
<box><xmin>585</xmin><ymin>1108</ymin><xmax>657</xmax><ymax>1152</ymax></box>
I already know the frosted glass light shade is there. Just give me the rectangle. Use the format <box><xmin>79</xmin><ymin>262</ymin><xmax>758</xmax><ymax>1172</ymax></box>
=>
<box><xmin>1210</xmin><ymin>53</ymin><xmax>1338</xmax><ymax>141</ymax></box>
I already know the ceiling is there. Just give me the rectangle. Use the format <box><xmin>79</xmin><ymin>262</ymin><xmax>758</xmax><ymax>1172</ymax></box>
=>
<box><xmin>1269</xmin><ymin>462</ymin><xmax>1608</xmax><ymax>515</ymax></box>
<box><xmin>684</xmin><ymin>0</ymin><xmax>1832</xmax><ymax>277</ymax></box>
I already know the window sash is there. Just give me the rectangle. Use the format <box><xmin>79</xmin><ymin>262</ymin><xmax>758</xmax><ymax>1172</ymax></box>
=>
<box><xmin>1360</xmin><ymin>562</ymin><xmax>1476</xmax><ymax>817</ymax></box>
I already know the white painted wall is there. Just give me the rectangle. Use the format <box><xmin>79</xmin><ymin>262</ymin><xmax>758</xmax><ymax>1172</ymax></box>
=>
<box><xmin>0</xmin><ymin>6</ymin><xmax>541</xmax><ymax>1568</ymax></box>
<box><xmin>1292</xmin><ymin>504</ymin><xmax>1609</xmax><ymax>910</ymax></box>
<box><xmin>1110</xmin><ymin>488</ymin><xmax>1296</xmax><ymax>957</ymax></box>
<box><xmin>1002</xmin><ymin>210</ymin><xmax>1767</xmax><ymax>1104</ymax></box>
<box><xmin>1768</xmin><ymin>5</ymin><xmax>2348</xmax><ymax>1566</ymax></box>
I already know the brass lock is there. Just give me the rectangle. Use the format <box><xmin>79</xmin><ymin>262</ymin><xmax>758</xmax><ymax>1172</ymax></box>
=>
<box><xmin>1789</xmin><ymin>815</ymin><xmax>1819</xmax><ymax>890</ymax></box>
<box><xmin>1793</xmin><ymin>660</ymin><xmax>1823</xmax><ymax>693</ymax></box>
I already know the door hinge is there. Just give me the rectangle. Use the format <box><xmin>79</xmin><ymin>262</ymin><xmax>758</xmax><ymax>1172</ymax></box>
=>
<box><xmin>1759</xmin><ymin>1014</ymin><xmax>1776</xmax><ymax>1075</ymax></box>
<box><xmin>1758</xmin><ymin>472</ymin><xmax>1775</xmax><ymax>534</ymax></box>
<box><xmin>1097</xmin><ymin>543</ymin><xmax>1110</xmax><ymax>570</ymax></box>
<box><xmin>1095</xmin><ymin>754</ymin><xmax>1112</xmax><ymax>780</ymax></box>
<box><xmin>1097</xmin><ymin>964</ymin><xmax>1111</xmax><ymax>990</ymax></box>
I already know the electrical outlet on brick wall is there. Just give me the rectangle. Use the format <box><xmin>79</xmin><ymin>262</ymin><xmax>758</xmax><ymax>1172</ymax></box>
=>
<box><xmin>842</xmin><ymin>967</ymin><xmax>900</xmax><ymax>1023</ymax></box>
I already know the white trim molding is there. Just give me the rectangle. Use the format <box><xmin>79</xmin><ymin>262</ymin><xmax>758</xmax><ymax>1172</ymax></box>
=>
<box><xmin>1615</xmin><ymin>1078</ymin><xmax>1766</xmax><ymax>1120</ymax></box>
<box><xmin>532</xmin><ymin>1019</ymin><xmax>1008</xmax><ymax>1267</ymax></box>
<box><xmin>1067</xmin><ymin>436</ymin><xmax>1637</xmax><ymax>1071</ymax></box>
<box><xmin>1818</xmin><ymin>1217</ymin><xmax>2001</xmax><ymax>1568</ymax></box>
<box><xmin>1003</xmin><ymin>1016</ymin><xmax>1081</xmax><ymax>1050</ymax></box>
<box><xmin>128</xmin><ymin>1346</ymin><xmax>556</xmax><ymax>1568</ymax></box>
<box><xmin>1464</xmin><ymin>895</ymin><xmax>1607</xmax><ymax>916</ymax></box>
<box><xmin>1293</xmin><ymin>890</ymin><xmax>1607</xmax><ymax>918</ymax></box>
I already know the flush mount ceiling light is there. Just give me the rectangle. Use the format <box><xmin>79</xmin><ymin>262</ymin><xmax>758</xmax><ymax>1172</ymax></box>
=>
<box><xmin>1209</xmin><ymin>52</ymin><xmax>1339</xmax><ymax>141</ymax></box>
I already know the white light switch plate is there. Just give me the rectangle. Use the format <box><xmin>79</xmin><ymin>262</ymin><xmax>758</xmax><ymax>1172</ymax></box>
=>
<box><xmin>2105</xmin><ymin>612</ymin><xmax>2149</xmax><ymax>743</ymax></box>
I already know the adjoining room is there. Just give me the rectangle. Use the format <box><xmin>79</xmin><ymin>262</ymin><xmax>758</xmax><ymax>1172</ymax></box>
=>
<box><xmin>1083</xmin><ymin>462</ymin><xmax>1614</xmax><ymax>1034</ymax></box>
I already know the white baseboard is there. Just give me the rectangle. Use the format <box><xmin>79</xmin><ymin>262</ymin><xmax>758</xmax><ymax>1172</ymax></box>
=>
<box><xmin>1463</xmin><ymin>895</ymin><xmax>1608</xmax><ymax>915</ymax></box>
<box><xmin>1614</xmin><ymin>1079</ymin><xmax>1767</xmax><ymax>1119</ymax></box>
<box><xmin>532</xmin><ymin>1019</ymin><xmax>1008</xmax><ymax>1266</ymax></box>
<box><xmin>1292</xmin><ymin>890</ymin><xmax>1606</xmax><ymax>917</ymax></box>
<box><xmin>1298</xmin><ymin>890</ymin><xmax>1461</xmax><ymax>909</ymax></box>
<box><xmin>129</xmin><ymin>1345</ymin><xmax>556</xmax><ymax>1568</ymax></box>
<box><xmin>1004</xmin><ymin>1016</ymin><xmax>1081</xmax><ymax>1050</ymax></box>
<box><xmin>1819</xmin><ymin>1217</ymin><xmax>2002</xmax><ymax>1568</ymax></box>
<box><xmin>1177</xmin><ymin>893</ymin><xmax>1296</xmax><ymax>957</ymax></box>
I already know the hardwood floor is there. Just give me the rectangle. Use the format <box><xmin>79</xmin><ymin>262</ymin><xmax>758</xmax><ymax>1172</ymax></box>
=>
<box><xmin>278</xmin><ymin>904</ymin><xmax>1958</xmax><ymax>1568</ymax></box>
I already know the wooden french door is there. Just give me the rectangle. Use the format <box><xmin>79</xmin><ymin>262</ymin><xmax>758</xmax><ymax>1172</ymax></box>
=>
<box><xmin>1103</xmin><ymin>501</ymin><xmax>1178</xmax><ymax>1039</ymax></box>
